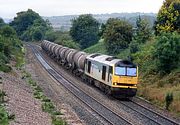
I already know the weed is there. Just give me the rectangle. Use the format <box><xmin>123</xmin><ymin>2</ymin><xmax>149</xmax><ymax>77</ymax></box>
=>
<box><xmin>33</xmin><ymin>91</ymin><xmax>43</xmax><ymax>99</ymax></box>
<box><xmin>0</xmin><ymin>90</ymin><xmax>6</xmax><ymax>103</ymax></box>
<box><xmin>0</xmin><ymin>105</ymin><xmax>9</xmax><ymax>125</ymax></box>
<box><xmin>8</xmin><ymin>114</ymin><xmax>15</xmax><ymax>120</ymax></box>
<box><xmin>52</xmin><ymin>116</ymin><xmax>67</xmax><ymax>125</ymax></box>
<box><xmin>34</xmin><ymin>85</ymin><xmax>43</xmax><ymax>92</ymax></box>
<box><xmin>42</xmin><ymin>102</ymin><xmax>55</xmax><ymax>113</ymax></box>
<box><xmin>28</xmin><ymin>78</ymin><xmax>37</xmax><ymax>86</ymax></box>
<box><xmin>42</xmin><ymin>96</ymin><xmax>51</xmax><ymax>102</ymax></box>
<box><xmin>52</xmin><ymin>111</ymin><xmax>63</xmax><ymax>116</ymax></box>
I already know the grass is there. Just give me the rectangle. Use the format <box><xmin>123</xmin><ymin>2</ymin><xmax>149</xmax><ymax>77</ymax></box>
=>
<box><xmin>137</xmin><ymin>71</ymin><xmax>180</xmax><ymax>116</ymax></box>
<box><xmin>83</xmin><ymin>39</ymin><xmax>107</xmax><ymax>54</ymax></box>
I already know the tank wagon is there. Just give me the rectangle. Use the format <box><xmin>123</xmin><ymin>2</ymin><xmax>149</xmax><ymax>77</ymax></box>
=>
<box><xmin>41</xmin><ymin>40</ymin><xmax>138</xmax><ymax>98</ymax></box>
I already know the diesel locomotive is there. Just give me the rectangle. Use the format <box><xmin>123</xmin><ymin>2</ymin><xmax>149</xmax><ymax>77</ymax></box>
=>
<box><xmin>41</xmin><ymin>40</ymin><xmax>138</xmax><ymax>98</ymax></box>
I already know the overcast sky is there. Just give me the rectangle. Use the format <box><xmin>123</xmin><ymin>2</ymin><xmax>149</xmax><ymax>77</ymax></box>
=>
<box><xmin>0</xmin><ymin>0</ymin><xmax>164</xmax><ymax>19</ymax></box>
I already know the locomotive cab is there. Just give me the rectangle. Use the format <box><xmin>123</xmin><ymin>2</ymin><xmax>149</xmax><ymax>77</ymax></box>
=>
<box><xmin>111</xmin><ymin>60</ymin><xmax>138</xmax><ymax>97</ymax></box>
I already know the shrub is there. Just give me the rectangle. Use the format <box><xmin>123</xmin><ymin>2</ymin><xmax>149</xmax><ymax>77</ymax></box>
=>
<box><xmin>165</xmin><ymin>92</ymin><xmax>173</xmax><ymax>110</ymax></box>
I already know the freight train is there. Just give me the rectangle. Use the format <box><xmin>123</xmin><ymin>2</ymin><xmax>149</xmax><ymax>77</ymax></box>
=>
<box><xmin>41</xmin><ymin>40</ymin><xmax>138</xmax><ymax>98</ymax></box>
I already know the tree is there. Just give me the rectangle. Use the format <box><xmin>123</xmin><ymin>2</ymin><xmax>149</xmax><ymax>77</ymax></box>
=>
<box><xmin>10</xmin><ymin>9</ymin><xmax>51</xmax><ymax>41</ymax></box>
<box><xmin>103</xmin><ymin>18</ymin><xmax>133</xmax><ymax>54</ymax></box>
<box><xmin>99</xmin><ymin>23</ymin><xmax>106</xmax><ymax>37</ymax></box>
<box><xmin>10</xmin><ymin>9</ymin><xmax>40</xmax><ymax>36</ymax></box>
<box><xmin>153</xmin><ymin>32</ymin><xmax>180</xmax><ymax>74</ymax></box>
<box><xmin>155</xmin><ymin>0</ymin><xmax>180</xmax><ymax>34</ymax></box>
<box><xmin>32</xmin><ymin>27</ymin><xmax>43</xmax><ymax>41</ymax></box>
<box><xmin>135</xmin><ymin>16</ymin><xmax>152</xmax><ymax>43</ymax></box>
<box><xmin>70</xmin><ymin>14</ymin><xmax>100</xmax><ymax>49</ymax></box>
<box><xmin>45</xmin><ymin>31</ymin><xmax>57</xmax><ymax>42</ymax></box>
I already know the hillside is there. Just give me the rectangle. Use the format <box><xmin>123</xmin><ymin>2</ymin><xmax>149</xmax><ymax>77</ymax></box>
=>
<box><xmin>43</xmin><ymin>13</ymin><xmax>156</xmax><ymax>31</ymax></box>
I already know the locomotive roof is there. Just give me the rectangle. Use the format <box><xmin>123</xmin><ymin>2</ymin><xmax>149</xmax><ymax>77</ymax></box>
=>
<box><xmin>86</xmin><ymin>53</ymin><xmax>122</xmax><ymax>66</ymax></box>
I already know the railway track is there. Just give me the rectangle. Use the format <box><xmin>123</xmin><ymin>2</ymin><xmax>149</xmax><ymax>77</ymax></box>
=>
<box><xmin>118</xmin><ymin>100</ymin><xmax>179</xmax><ymax>125</ymax></box>
<box><xmin>29</xmin><ymin>44</ymin><xmax>133</xmax><ymax>125</ymax></box>
<box><xmin>30</xmin><ymin>43</ymin><xmax>179</xmax><ymax>125</ymax></box>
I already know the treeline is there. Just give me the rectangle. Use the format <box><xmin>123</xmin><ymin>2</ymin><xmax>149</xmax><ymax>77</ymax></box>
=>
<box><xmin>0</xmin><ymin>18</ymin><xmax>23</xmax><ymax>72</ymax></box>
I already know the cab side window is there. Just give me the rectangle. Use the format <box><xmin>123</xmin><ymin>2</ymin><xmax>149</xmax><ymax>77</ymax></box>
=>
<box><xmin>108</xmin><ymin>66</ymin><xmax>112</xmax><ymax>82</ymax></box>
<box><xmin>88</xmin><ymin>61</ymin><xmax>91</xmax><ymax>73</ymax></box>
<box><xmin>102</xmin><ymin>66</ymin><xmax>106</xmax><ymax>81</ymax></box>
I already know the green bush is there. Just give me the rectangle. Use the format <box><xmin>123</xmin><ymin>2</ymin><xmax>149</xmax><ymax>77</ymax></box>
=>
<box><xmin>153</xmin><ymin>32</ymin><xmax>180</xmax><ymax>74</ymax></box>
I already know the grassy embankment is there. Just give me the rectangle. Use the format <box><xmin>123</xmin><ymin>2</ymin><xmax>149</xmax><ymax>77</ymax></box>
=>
<box><xmin>84</xmin><ymin>39</ymin><xmax>180</xmax><ymax>117</ymax></box>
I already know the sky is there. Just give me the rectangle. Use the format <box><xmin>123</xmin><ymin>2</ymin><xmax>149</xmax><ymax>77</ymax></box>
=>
<box><xmin>0</xmin><ymin>0</ymin><xmax>164</xmax><ymax>19</ymax></box>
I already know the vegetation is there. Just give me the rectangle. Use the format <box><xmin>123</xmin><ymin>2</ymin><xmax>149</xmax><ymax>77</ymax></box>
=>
<box><xmin>10</xmin><ymin>9</ymin><xmax>51</xmax><ymax>41</ymax></box>
<box><xmin>154</xmin><ymin>0</ymin><xmax>180</xmax><ymax>34</ymax></box>
<box><xmin>134</xmin><ymin>16</ymin><xmax>152</xmax><ymax>44</ymax></box>
<box><xmin>103</xmin><ymin>18</ymin><xmax>133</xmax><ymax>54</ymax></box>
<box><xmin>153</xmin><ymin>32</ymin><xmax>180</xmax><ymax>74</ymax></box>
<box><xmin>70</xmin><ymin>14</ymin><xmax>100</xmax><ymax>49</ymax></box>
<box><xmin>0</xmin><ymin>90</ymin><xmax>15</xmax><ymax>125</ymax></box>
<box><xmin>0</xmin><ymin>19</ymin><xmax>24</xmax><ymax>72</ymax></box>
<box><xmin>165</xmin><ymin>92</ymin><xmax>174</xmax><ymax>110</ymax></box>
<box><xmin>45</xmin><ymin>31</ymin><xmax>80</xmax><ymax>49</ymax></box>
<box><xmin>83</xmin><ymin>39</ymin><xmax>107</xmax><ymax>54</ymax></box>
<box><xmin>0</xmin><ymin>90</ymin><xmax>6</xmax><ymax>103</ymax></box>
